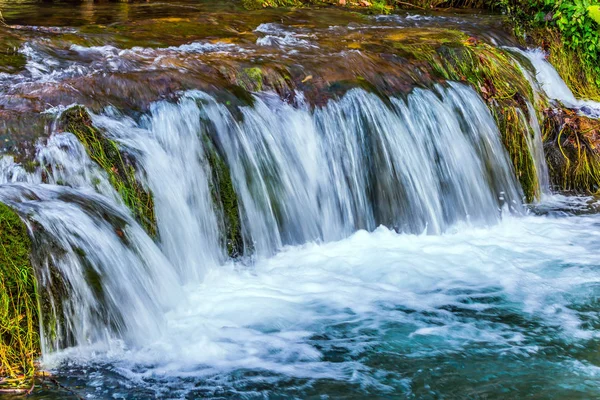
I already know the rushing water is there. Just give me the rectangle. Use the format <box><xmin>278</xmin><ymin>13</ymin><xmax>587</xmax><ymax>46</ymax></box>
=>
<box><xmin>512</xmin><ymin>48</ymin><xmax>600</xmax><ymax>119</ymax></box>
<box><xmin>0</xmin><ymin>1</ymin><xmax>598</xmax><ymax>399</ymax></box>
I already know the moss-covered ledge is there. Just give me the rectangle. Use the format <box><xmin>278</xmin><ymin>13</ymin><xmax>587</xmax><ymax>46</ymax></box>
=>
<box><xmin>60</xmin><ymin>106</ymin><xmax>157</xmax><ymax>237</ymax></box>
<box><xmin>0</xmin><ymin>202</ymin><xmax>39</xmax><ymax>393</ymax></box>
<box><xmin>203</xmin><ymin>136</ymin><xmax>245</xmax><ymax>258</ymax></box>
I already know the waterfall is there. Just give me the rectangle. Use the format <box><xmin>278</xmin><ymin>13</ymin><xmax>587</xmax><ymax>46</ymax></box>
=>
<box><xmin>510</xmin><ymin>47</ymin><xmax>600</xmax><ymax>118</ymax></box>
<box><xmin>0</xmin><ymin>134</ymin><xmax>180</xmax><ymax>351</ymax></box>
<box><xmin>0</xmin><ymin>82</ymin><xmax>525</xmax><ymax>351</ymax></box>
<box><xmin>193</xmin><ymin>83</ymin><xmax>523</xmax><ymax>256</ymax></box>
<box><xmin>91</xmin><ymin>102</ymin><xmax>224</xmax><ymax>282</ymax></box>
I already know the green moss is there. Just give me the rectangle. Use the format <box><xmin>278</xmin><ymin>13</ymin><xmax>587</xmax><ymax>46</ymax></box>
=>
<box><xmin>0</xmin><ymin>202</ymin><xmax>39</xmax><ymax>391</ymax></box>
<box><xmin>242</xmin><ymin>0</ymin><xmax>303</xmax><ymax>10</ymax></box>
<box><xmin>242</xmin><ymin>67</ymin><xmax>264</xmax><ymax>92</ymax></box>
<box><xmin>0</xmin><ymin>30</ymin><xmax>26</xmax><ymax>74</ymax></box>
<box><xmin>369</xmin><ymin>0</ymin><xmax>392</xmax><ymax>14</ymax></box>
<box><xmin>61</xmin><ymin>106</ymin><xmax>157</xmax><ymax>236</ymax></box>
<box><xmin>203</xmin><ymin>137</ymin><xmax>244</xmax><ymax>258</ymax></box>
<box><xmin>493</xmin><ymin>106</ymin><xmax>539</xmax><ymax>201</ymax></box>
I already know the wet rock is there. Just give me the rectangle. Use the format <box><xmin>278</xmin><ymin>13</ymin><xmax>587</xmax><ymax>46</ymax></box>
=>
<box><xmin>543</xmin><ymin>107</ymin><xmax>600</xmax><ymax>194</ymax></box>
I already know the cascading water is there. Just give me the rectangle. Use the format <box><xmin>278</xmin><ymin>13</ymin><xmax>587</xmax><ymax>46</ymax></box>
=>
<box><xmin>171</xmin><ymin>84</ymin><xmax>523</xmax><ymax>256</ymax></box>
<box><xmin>511</xmin><ymin>47</ymin><xmax>600</xmax><ymax>118</ymax></box>
<box><xmin>0</xmin><ymin>134</ymin><xmax>180</xmax><ymax>351</ymax></box>
<box><xmin>0</xmin><ymin>82</ymin><xmax>524</xmax><ymax>351</ymax></box>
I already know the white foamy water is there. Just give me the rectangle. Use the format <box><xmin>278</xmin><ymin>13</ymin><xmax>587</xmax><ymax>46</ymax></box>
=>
<box><xmin>512</xmin><ymin>48</ymin><xmax>600</xmax><ymax>118</ymax></box>
<box><xmin>254</xmin><ymin>23</ymin><xmax>317</xmax><ymax>50</ymax></box>
<box><xmin>43</xmin><ymin>208</ymin><xmax>600</xmax><ymax>397</ymax></box>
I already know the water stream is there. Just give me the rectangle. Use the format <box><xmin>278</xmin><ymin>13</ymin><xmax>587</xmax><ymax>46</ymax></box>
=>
<box><xmin>0</xmin><ymin>1</ymin><xmax>598</xmax><ymax>398</ymax></box>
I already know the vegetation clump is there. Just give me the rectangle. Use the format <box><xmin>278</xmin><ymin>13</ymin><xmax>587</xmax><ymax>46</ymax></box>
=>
<box><xmin>61</xmin><ymin>107</ymin><xmax>157</xmax><ymax>236</ymax></box>
<box><xmin>543</xmin><ymin>107</ymin><xmax>600</xmax><ymax>193</ymax></box>
<box><xmin>0</xmin><ymin>28</ymin><xmax>25</xmax><ymax>74</ymax></box>
<box><xmin>242</xmin><ymin>0</ymin><xmax>303</xmax><ymax>10</ymax></box>
<box><xmin>0</xmin><ymin>202</ymin><xmax>39</xmax><ymax>393</ymax></box>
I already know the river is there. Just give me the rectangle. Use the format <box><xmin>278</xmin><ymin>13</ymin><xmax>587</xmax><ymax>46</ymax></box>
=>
<box><xmin>0</xmin><ymin>1</ymin><xmax>599</xmax><ymax>398</ymax></box>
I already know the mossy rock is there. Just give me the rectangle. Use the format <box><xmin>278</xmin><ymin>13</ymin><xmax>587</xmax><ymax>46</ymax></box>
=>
<box><xmin>242</xmin><ymin>0</ymin><xmax>304</xmax><ymax>10</ymax></box>
<box><xmin>493</xmin><ymin>105</ymin><xmax>539</xmax><ymax>202</ymax></box>
<box><xmin>60</xmin><ymin>106</ymin><xmax>157</xmax><ymax>236</ymax></box>
<box><xmin>543</xmin><ymin>108</ymin><xmax>600</xmax><ymax>194</ymax></box>
<box><xmin>203</xmin><ymin>136</ymin><xmax>244</xmax><ymax>258</ymax></box>
<box><xmin>0</xmin><ymin>30</ymin><xmax>26</xmax><ymax>74</ymax></box>
<box><xmin>0</xmin><ymin>202</ymin><xmax>39</xmax><ymax>391</ymax></box>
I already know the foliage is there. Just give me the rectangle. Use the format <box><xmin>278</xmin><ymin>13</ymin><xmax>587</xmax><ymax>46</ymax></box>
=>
<box><xmin>61</xmin><ymin>107</ymin><xmax>157</xmax><ymax>236</ymax></box>
<box><xmin>0</xmin><ymin>202</ymin><xmax>39</xmax><ymax>392</ymax></box>
<box><xmin>494</xmin><ymin>0</ymin><xmax>600</xmax><ymax>89</ymax></box>
<box><xmin>553</xmin><ymin>0</ymin><xmax>600</xmax><ymax>85</ymax></box>
<box><xmin>370</xmin><ymin>0</ymin><xmax>392</xmax><ymax>14</ymax></box>
<box><xmin>531</xmin><ymin>28</ymin><xmax>600</xmax><ymax>101</ymax></box>
<box><xmin>589</xmin><ymin>4</ymin><xmax>600</xmax><ymax>23</ymax></box>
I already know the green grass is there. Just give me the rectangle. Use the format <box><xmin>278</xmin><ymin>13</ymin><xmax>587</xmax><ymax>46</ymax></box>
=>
<box><xmin>0</xmin><ymin>202</ymin><xmax>39</xmax><ymax>392</ymax></box>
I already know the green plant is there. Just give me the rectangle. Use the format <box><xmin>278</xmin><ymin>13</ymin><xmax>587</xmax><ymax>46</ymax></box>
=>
<box><xmin>0</xmin><ymin>203</ymin><xmax>39</xmax><ymax>392</ymax></box>
<box><xmin>495</xmin><ymin>1</ymin><xmax>600</xmax><ymax>88</ymax></box>
<box><xmin>553</xmin><ymin>0</ymin><xmax>600</xmax><ymax>85</ymax></box>
<box><xmin>370</xmin><ymin>0</ymin><xmax>392</xmax><ymax>14</ymax></box>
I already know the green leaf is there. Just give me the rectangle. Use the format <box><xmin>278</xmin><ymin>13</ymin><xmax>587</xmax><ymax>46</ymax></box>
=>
<box><xmin>588</xmin><ymin>5</ymin><xmax>600</xmax><ymax>25</ymax></box>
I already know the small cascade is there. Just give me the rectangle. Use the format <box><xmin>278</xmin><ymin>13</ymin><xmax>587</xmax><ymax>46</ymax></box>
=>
<box><xmin>92</xmin><ymin>101</ymin><xmax>224</xmax><ymax>282</ymax></box>
<box><xmin>1</xmin><ymin>2</ymin><xmax>600</xmax><ymax>396</ymax></box>
<box><xmin>512</xmin><ymin>48</ymin><xmax>600</xmax><ymax>118</ymax></box>
<box><xmin>206</xmin><ymin>83</ymin><xmax>523</xmax><ymax>255</ymax></box>
<box><xmin>524</xmin><ymin>101</ymin><xmax>550</xmax><ymax>194</ymax></box>
<box><xmin>0</xmin><ymin>81</ymin><xmax>533</xmax><ymax>353</ymax></box>
<box><xmin>0</xmin><ymin>134</ymin><xmax>180</xmax><ymax>351</ymax></box>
